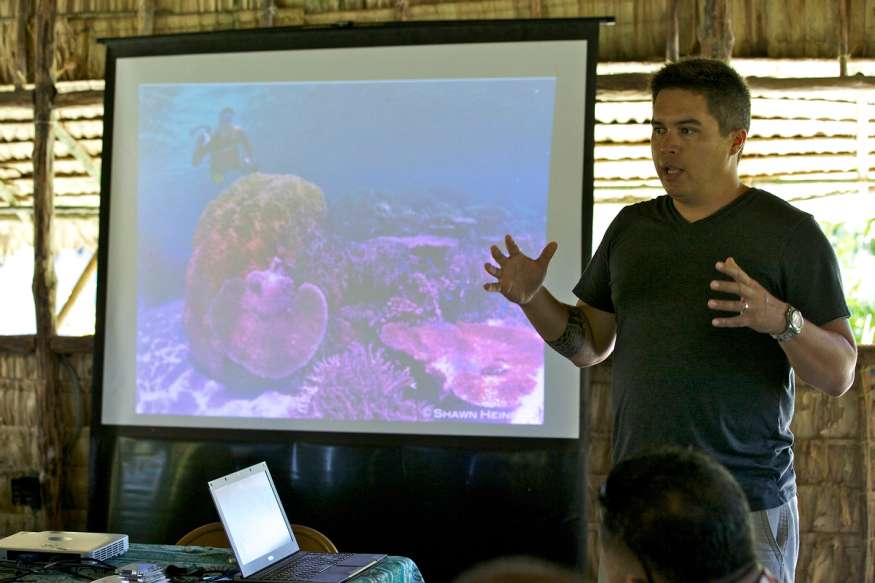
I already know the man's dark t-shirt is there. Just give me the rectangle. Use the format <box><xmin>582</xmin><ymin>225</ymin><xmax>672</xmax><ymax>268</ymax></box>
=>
<box><xmin>573</xmin><ymin>188</ymin><xmax>850</xmax><ymax>511</ymax></box>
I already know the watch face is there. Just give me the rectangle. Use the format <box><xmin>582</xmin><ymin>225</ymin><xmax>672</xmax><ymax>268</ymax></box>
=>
<box><xmin>790</xmin><ymin>308</ymin><xmax>804</xmax><ymax>330</ymax></box>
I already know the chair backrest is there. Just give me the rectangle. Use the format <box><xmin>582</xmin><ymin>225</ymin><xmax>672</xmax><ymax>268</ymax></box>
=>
<box><xmin>175</xmin><ymin>522</ymin><xmax>228</xmax><ymax>547</ymax></box>
<box><xmin>289</xmin><ymin>524</ymin><xmax>339</xmax><ymax>553</ymax></box>
<box><xmin>175</xmin><ymin>521</ymin><xmax>339</xmax><ymax>553</ymax></box>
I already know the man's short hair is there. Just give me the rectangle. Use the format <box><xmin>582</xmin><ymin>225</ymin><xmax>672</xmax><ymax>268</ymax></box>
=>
<box><xmin>650</xmin><ymin>58</ymin><xmax>751</xmax><ymax>135</ymax></box>
<box><xmin>599</xmin><ymin>447</ymin><xmax>756</xmax><ymax>582</ymax></box>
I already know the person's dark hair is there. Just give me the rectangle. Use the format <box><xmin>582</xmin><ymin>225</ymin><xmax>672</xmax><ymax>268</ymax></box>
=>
<box><xmin>650</xmin><ymin>58</ymin><xmax>751</xmax><ymax>135</ymax></box>
<box><xmin>451</xmin><ymin>556</ymin><xmax>583</xmax><ymax>583</ymax></box>
<box><xmin>598</xmin><ymin>447</ymin><xmax>756</xmax><ymax>583</ymax></box>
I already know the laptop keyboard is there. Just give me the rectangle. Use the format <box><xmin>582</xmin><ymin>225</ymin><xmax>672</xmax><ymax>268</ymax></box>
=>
<box><xmin>261</xmin><ymin>553</ymin><xmax>356</xmax><ymax>581</ymax></box>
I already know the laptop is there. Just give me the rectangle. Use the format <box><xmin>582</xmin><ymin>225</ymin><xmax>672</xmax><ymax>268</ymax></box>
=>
<box><xmin>208</xmin><ymin>462</ymin><xmax>385</xmax><ymax>583</ymax></box>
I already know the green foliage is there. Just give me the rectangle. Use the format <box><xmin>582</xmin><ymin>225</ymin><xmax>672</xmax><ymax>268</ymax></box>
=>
<box><xmin>821</xmin><ymin>217</ymin><xmax>875</xmax><ymax>345</ymax></box>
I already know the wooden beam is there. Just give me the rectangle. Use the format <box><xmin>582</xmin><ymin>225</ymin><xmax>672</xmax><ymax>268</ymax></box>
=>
<box><xmin>259</xmin><ymin>0</ymin><xmax>275</xmax><ymax>27</ymax></box>
<box><xmin>666</xmin><ymin>0</ymin><xmax>680</xmax><ymax>63</ymax></box>
<box><xmin>698</xmin><ymin>0</ymin><xmax>734</xmax><ymax>61</ymax></box>
<box><xmin>5</xmin><ymin>72</ymin><xmax>874</xmax><ymax>110</ymax></box>
<box><xmin>55</xmin><ymin>90</ymin><xmax>104</xmax><ymax>108</ymax></box>
<box><xmin>136</xmin><ymin>0</ymin><xmax>155</xmax><ymax>35</ymax></box>
<box><xmin>232</xmin><ymin>0</ymin><xmax>241</xmax><ymax>29</ymax></box>
<box><xmin>0</xmin><ymin>208</ymin><xmax>99</xmax><ymax>218</ymax></box>
<box><xmin>32</xmin><ymin>0</ymin><xmax>63</xmax><ymax>531</ymax></box>
<box><xmin>15</xmin><ymin>0</ymin><xmax>32</xmax><ymax>89</ymax></box>
<box><xmin>52</xmin><ymin>119</ymin><xmax>101</xmax><ymax>182</ymax></box>
<box><xmin>838</xmin><ymin>0</ymin><xmax>849</xmax><ymax>77</ymax></box>
<box><xmin>596</xmin><ymin>73</ymin><xmax>875</xmax><ymax>99</ymax></box>
<box><xmin>56</xmin><ymin>251</ymin><xmax>97</xmax><ymax>329</ymax></box>
<box><xmin>50</xmin><ymin>334</ymin><xmax>93</xmax><ymax>354</ymax></box>
<box><xmin>0</xmin><ymin>88</ymin><xmax>103</xmax><ymax>107</ymax></box>
<box><xmin>395</xmin><ymin>0</ymin><xmax>410</xmax><ymax>21</ymax></box>
<box><xmin>0</xmin><ymin>335</ymin><xmax>36</xmax><ymax>353</ymax></box>
<box><xmin>0</xmin><ymin>89</ymin><xmax>31</xmax><ymax>106</ymax></box>
<box><xmin>0</xmin><ymin>335</ymin><xmax>94</xmax><ymax>354</ymax></box>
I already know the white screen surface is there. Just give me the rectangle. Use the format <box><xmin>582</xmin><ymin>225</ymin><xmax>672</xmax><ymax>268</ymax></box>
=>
<box><xmin>101</xmin><ymin>38</ymin><xmax>589</xmax><ymax>438</ymax></box>
<box><xmin>212</xmin><ymin>471</ymin><xmax>295</xmax><ymax>567</ymax></box>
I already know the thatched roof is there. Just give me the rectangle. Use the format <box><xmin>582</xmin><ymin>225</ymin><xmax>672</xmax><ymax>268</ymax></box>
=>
<box><xmin>1</xmin><ymin>59</ymin><xmax>874</xmax><ymax>253</ymax></box>
<box><xmin>0</xmin><ymin>0</ymin><xmax>873</xmax><ymax>253</ymax></box>
<box><xmin>0</xmin><ymin>80</ymin><xmax>102</xmax><ymax>255</ymax></box>
<box><xmin>1</xmin><ymin>0</ymin><xmax>875</xmax><ymax>85</ymax></box>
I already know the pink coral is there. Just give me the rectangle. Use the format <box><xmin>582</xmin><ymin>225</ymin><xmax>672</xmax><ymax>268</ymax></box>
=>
<box><xmin>183</xmin><ymin>173</ymin><xmax>327</xmax><ymax>382</ymax></box>
<box><xmin>379</xmin><ymin>321</ymin><xmax>542</xmax><ymax>408</ymax></box>
<box><xmin>208</xmin><ymin>262</ymin><xmax>328</xmax><ymax>379</ymax></box>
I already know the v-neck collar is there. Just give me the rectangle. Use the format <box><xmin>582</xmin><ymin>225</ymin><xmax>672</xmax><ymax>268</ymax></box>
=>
<box><xmin>668</xmin><ymin>187</ymin><xmax>758</xmax><ymax>227</ymax></box>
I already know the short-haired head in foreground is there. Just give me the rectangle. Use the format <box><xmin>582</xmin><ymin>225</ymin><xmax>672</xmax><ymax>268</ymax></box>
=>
<box><xmin>452</xmin><ymin>556</ymin><xmax>583</xmax><ymax>583</ymax></box>
<box><xmin>599</xmin><ymin>447</ymin><xmax>757</xmax><ymax>583</ymax></box>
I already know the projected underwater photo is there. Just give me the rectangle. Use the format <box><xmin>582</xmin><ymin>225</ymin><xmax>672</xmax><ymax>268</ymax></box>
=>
<box><xmin>135</xmin><ymin>78</ymin><xmax>555</xmax><ymax>425</ymax></box>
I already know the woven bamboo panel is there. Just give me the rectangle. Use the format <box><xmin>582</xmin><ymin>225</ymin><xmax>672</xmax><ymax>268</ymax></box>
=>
<box><xmin>798</xmin><ymin>483</ymin><xmax>865</xmax><ymax>534</ymax></box>
<box><xmin>0</xmin><ymin>510</ymin><xmax>41</xmax><ymax>538</ymax></box>
<box><xmin>798</xmin><ymin>532</ymin><xmax>866</xmax><ymax>581</ymax></box>
<box><xmin>60</xmin><ymin>353</ymin><xmax>92</xmax><ymax>532</ymax></box>
<box><xmin>0</xmin><ymin>350</ymin><xmax>92</xmax><ymax>533</ymax></box>
<box><xmin>862</xmin><ymin>352</ymin><xmax>875</xmax><ymax>582</ymax></box>
<box><xmin>794</xmin><ymin>377</ymin><xmax>862</xmax><ymax>440</ymax></box>
<box><xmin>0</xmin><ymin>386</ymin><xmax>37</xmax><ymax>429</ymax></box>
<box><xmin>796</xmin><ymin>441</ymin><xmax>864</xmax><ymax>489</ymax></box>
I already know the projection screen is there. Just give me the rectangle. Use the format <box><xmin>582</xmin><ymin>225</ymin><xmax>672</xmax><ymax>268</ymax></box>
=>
<box><xmin>96</xmin><ymin>20</ymin><xmax>599</xmax><ymax>438</ymax></box>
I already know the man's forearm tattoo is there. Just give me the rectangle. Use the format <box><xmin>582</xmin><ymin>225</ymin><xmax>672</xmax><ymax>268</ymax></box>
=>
<box><xmin>546</xmin><ymin>306</ymin><xmax>588</xmax><ymax>359</ymax></box>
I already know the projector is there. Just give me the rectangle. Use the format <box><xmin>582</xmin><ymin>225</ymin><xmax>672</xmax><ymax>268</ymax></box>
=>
<box><xmin>0</xmin><ymin>531</ymin><xmax>129</xmax><ymax>561</ymax></box>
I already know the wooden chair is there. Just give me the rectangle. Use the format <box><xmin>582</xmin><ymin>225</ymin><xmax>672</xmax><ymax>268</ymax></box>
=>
<box><xmin>176</xmin><ymin>521</ymin><xmax>338</xmax><ymax>553</ymax></box>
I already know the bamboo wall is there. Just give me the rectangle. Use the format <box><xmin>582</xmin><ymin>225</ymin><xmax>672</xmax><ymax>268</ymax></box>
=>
<box><xmin>0</xmin><ymin>347</ymin><xmax>91</xmax><ymax>535</ymax></box>
<box><xmin>1</xmin><ymin>345</ymin><xmax>874</xmax><ymax>582</ymax></box>
<box><xmin>0</xmin><ymin>0</ymin><xmax>875</xmax><ymax>86</ymax></box>
<box><xmin>586</xmin><ymin>346</ymin><xmax>875</xmax><ymax>582</ymax></box>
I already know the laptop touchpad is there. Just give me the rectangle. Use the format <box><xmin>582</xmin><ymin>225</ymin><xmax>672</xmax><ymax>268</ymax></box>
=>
<box><xmin>308</xmin><ymin>566</ymin><xmax>358</xmax><ymax>582</ymax></box>
<box><xmin>337</xmin><ymin>554</ymin><xmax>383</xmax><ymax>567</ymax></box>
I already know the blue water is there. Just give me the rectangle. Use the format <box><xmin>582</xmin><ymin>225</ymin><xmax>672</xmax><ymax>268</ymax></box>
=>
<box><xmin>137</xmin><ymin>78</ymin><xmax>556</xmax><ymax>304</ymax></box>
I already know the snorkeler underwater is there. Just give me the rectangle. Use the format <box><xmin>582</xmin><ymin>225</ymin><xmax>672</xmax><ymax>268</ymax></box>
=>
<box><xmin>192</xmin><ymin>106</ymin><xmax>257</xmax><ymax>183</ymax></box>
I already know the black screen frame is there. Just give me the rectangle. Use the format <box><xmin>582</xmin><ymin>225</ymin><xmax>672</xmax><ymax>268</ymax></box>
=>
<box><xmin>89</xmin><ymin>18</ymin><xmax>610</xmax><ymax>574</ymax></box>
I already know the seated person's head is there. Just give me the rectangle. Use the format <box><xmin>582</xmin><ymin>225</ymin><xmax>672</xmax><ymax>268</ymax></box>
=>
<box><xmin>452</xmin><ymin>556</ymin><xmax>583</xmax><ymax>583</ymax></box>
<box><xmin>598</xmin><ymin>447</ymin><xmax>757</xmax><ymax>583</ymax></box>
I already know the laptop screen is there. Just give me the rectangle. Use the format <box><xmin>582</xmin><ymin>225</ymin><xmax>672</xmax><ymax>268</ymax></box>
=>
<box><xmin>209</xmin><ymin>462</ymin><xmax>301</xmax><ymax>577</ymax></box>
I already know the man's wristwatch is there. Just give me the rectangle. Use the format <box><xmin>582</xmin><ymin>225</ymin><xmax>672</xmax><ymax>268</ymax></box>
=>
<box><xmin>771</xmin><ymin>305</ymin><xmax>804</xmax><ymax>342</ymax></box>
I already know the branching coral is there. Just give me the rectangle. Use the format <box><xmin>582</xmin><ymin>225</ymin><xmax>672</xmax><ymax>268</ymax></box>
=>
<box><xmin>305</xmin><ymin>342</ymin><xmax>422</xmax><ymax>421</ymax></box>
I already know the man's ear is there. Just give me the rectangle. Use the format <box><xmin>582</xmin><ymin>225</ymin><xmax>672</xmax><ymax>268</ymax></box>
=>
<box><xmin>729</xmin><ymin>128</ymin><xmax>748</xmax><ymax>156</ymax></box>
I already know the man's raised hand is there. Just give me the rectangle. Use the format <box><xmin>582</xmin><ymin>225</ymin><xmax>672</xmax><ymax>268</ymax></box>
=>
<box><xmin>483</xmin><ymin>235</ymin><xmax>558</xmax><ymax>305</ymax></box>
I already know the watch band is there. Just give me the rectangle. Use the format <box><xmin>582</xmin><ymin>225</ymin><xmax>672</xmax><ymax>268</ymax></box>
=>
<box><xmin>771</xmin><ymin>305</ymin><xmax>803</xmax><ymax>342</ymax></box>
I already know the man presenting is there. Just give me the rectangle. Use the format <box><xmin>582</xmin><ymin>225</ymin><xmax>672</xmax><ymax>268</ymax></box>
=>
<box><xmin>483</xmin><ymin>58</ymin><xmax>857</xmax><ymax>581</ymax></box>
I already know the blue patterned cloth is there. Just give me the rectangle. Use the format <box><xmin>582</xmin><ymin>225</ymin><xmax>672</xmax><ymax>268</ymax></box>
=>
<box><xmin>15</xmin><ymin>543</ymin><xmax>424</xmax><ymax>583</ymax></box>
